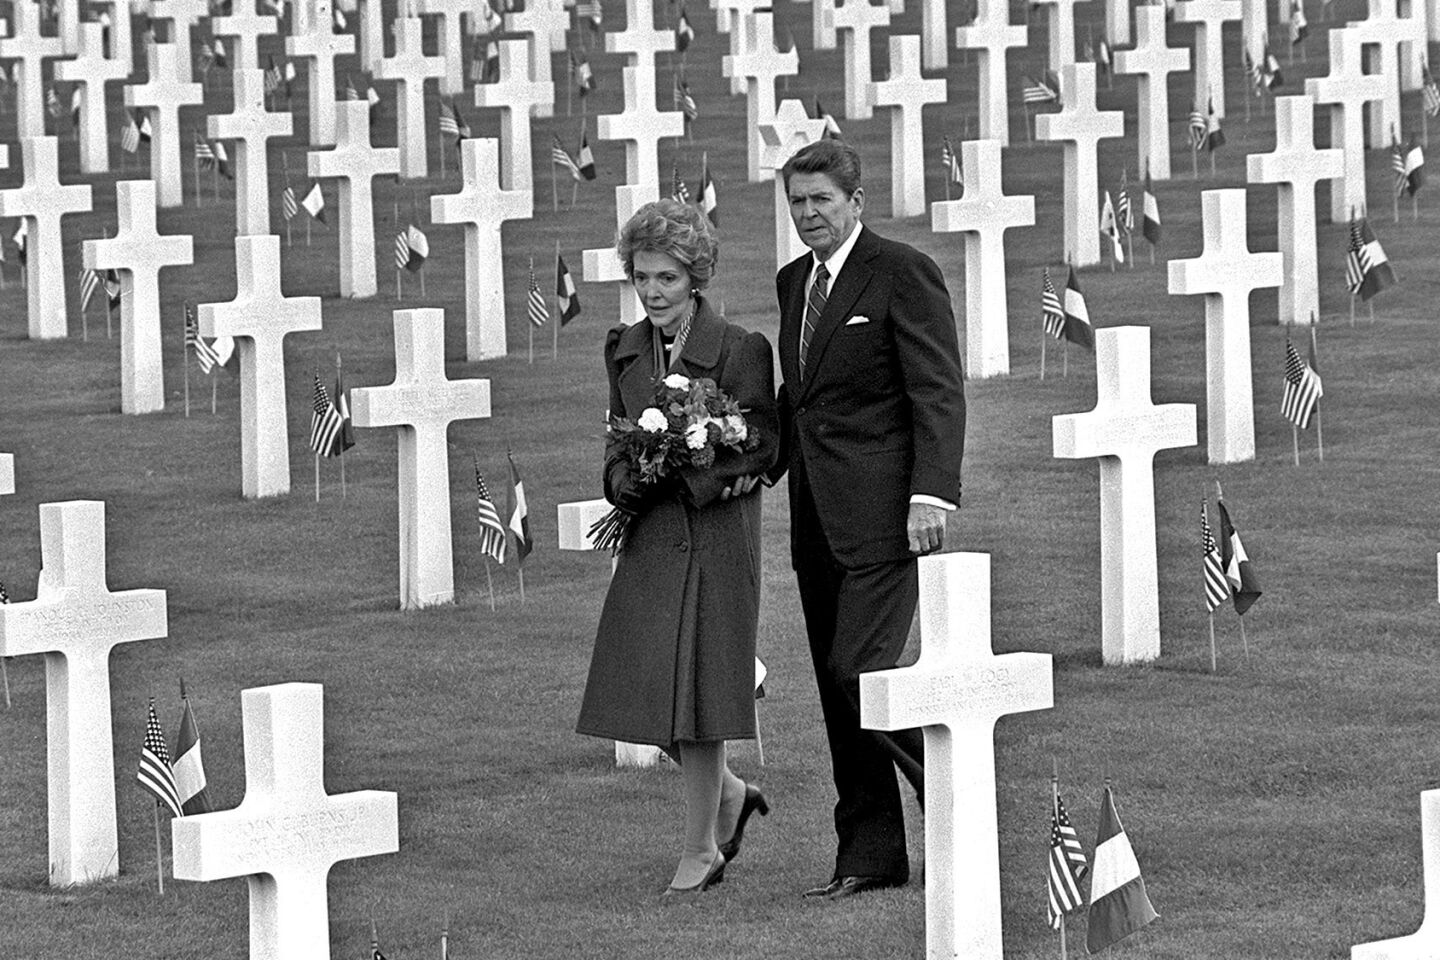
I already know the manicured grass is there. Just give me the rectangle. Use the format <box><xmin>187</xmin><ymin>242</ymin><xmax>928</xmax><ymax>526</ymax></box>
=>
<box><xmin>1</xmin><ymin>0</ymin><xmax>1438</xmax><ymax>957</ymax></box>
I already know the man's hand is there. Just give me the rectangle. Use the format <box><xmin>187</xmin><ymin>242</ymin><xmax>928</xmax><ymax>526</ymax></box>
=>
<box><xmin>907</xmin><ymin>502</ymin><xmax>947</xmax><ymax>555</ymax></box>
<box><xmin>721</xmin><ymin>475</ymin><xmax>762</xmax><ymax>501</ymax></box>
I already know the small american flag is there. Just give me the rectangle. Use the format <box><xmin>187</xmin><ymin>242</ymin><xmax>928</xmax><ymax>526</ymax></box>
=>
<box><xmin>120</xmin><ymin>112</ymin><xmax>141</xmax><ymax>153</ymax></box>
<box><xmin>474</xmin><ymin>461</ymin><xmax>506</xmax><ymax>564</ymax></box>
<box><xmin>1047</xmin><ymin>795</ymin><xmax>1088</xmax><ymax>929</ymax></box>
<box><xmin>671</xmin><ymin>161</ymin><xmax>691</xmax><ymax>203</ymax></box>
<box><xmin>940</xmin><ymin>136</ymin><xmax>962</xmax><ymax>183</ymax></box>
<box><xmin>551</xmin><ymin>134</ymin><xmax>581</xmax><ymax>180</ymax></box>
<box><xmin>282</xmin><ymin>184</ymin><xmax>299</xmax><ymax>221</ymax></box>
<box><xmin>1116</xmin><ymin>170</ymin><xmax>1133</xmax><ymax>234</ymax></box>
<box><xmin>395</xmin><ymin>230</ymin><xmax>410</xmax><ymax>272</ymax></box>
<box><xmin>1391</xmin><ymin>137</ymin><xmax>1407</xmax><ymax>196</ymax></box>
<box><xmin>1022</xmin><ymin>74</ymin><xmax>1057</xmax><ymax>103</ymax></box>
<box><xmin>79</xmin><ymin>268</ymin><xmax>101</xmax><ymax>312</ymax></box>
<box><xmin>1201</xmin><ymin>500</ymin><xmax>1230</xmax><ymax>612</ymax></box>
<box><xmin>1423</xmin><ymin>58</ymin><xmax>1440</xmax><ymax>118</ymax></box>
<box><xmin>195</xmin><ymin>135</ymin><xmax>215</xmax><ymax>166</ymax></box>
<box><xmin>527</xmin><ymin>267</ymin><xmax>549</xmax><ymax>328</ymax></box>
<box><xmin>439</xmin><ymin>100</ymin><xmax>460</xmax><ymax>138</ymax></box>
<box><xmin>674</xmin><ymin>74</ymin><xmax>697</xmax><ymax>123</ymax></box>
<box><xmin>264</xmin><ymin>56</ymin><xmax>283</xmax><ymax>95</ymax></box>
<box><xmin>1344</xmin><ymin>217</ymin><xmax>1365</xmax><ymax>294</ymax></box>
<box><xmin>1189</xmin><ymin>107</ymin><xmax>1208</xmax><ymax>151</ymax></box>
<box><xmin>1041</xmin><ymin>268</ymin><xmax>1065</xmax><ymax>340</ymax></box>
<box><xmin>138</xmin><ymin>701</ymin><xmax>182</xmax><ymax>817</ymax></box>
<box><xmin>185</xmin><ymin>303</ymin><xmax>221</xmax><ymax>373</ymax></box>
<box><xmin>1281</xmin><ymin>339</ymin><xmax>1322</xmax><ymax>430</ymax></box>
<box><xmin>310</xmin><ymin>373</ymin><xmax>346</xmax><ymax>456</ymax></box>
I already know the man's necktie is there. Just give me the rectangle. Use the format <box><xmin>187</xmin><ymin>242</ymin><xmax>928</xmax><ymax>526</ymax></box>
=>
<box><xmin>799</xmin><ymin>262</ymin><xmax>829</xmax><ymax>379</ymax></box>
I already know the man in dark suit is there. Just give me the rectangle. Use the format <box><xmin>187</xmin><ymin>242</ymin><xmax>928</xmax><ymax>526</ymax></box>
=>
<box><xmin>738</xmin><ymin>138</ymin><xmax>966</xmax><ymax>898</ymax></box>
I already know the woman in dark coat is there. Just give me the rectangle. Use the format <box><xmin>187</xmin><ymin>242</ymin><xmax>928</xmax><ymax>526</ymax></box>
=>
<box><xmin>576</xmin><ymin>200</ymin><xmax>780</xmax><ymax>895</ymax></box>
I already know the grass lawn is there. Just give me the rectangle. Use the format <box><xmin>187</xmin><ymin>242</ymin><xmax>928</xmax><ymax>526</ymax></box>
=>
<box><xmin>1</xmin><ymin>0</ymin><xmax>1439</xmax><ymax>956</ymax></box>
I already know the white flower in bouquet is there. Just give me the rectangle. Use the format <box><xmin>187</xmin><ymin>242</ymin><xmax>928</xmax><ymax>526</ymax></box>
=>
<box><xmin>723</xmin><ymin>414</ymin><xmax>748</xmax><ymax>443</ymax></box>
<box><xmin>638</xmin><ymin>407</ymin><xmax>668</xmax><ymax>432</ymax></box>
<box><xmin>663</xmin><ymin>373</ymin><xmax>691</xmax><ymax>389</ymax></box>
<box><xmin>685</xmin><ymin>422</ymin><xmax>710</xmax><ymax>450</ymax></box>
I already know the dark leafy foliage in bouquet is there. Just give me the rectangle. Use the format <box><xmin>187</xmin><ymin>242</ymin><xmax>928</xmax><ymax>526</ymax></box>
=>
<box><xmin>589</xmin><ymin>374</ymin><xmax>762</xmax><ymax>554</ymax></box>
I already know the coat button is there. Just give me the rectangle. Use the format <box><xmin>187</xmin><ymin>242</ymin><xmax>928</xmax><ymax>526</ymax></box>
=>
<box><xmin>677</xmin><ymin>541</ymin><xmax>689</xmax><ymax>552</ymax></box>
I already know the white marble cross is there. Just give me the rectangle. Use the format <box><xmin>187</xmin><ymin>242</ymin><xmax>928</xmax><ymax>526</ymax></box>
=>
<box><xmin>82</xmin><ymin>181</ymin><xmax>194</xmax><ymax>415</ymax></box>
<box><xmin>557</xmin><ymin>499</ymin><xmax>664</xmax><ymax>768</ymax></box>
<box><xmin>597</xmin><ymin>65</ymin><xmax>686</xmax><ymax>189</ymax></box>
<box><xmin>307</xmin><ymin>100</ymin><xmax>401</xmax><ymax>299</ymax></box>
<box><xmin>210</xmin><ymin>0</ymin><xmax>280</xmax><ymax>70</ymax></box>
<box><xmin>375</xmin><ymin>16</ymin><xmax>445</xmax><ymax>180</ymax></box>
<box><xmin>805</xmin><ymin>0</ymin><xmax>839</xmax><ymax>49</ymax></box>
<box><xmin>1032</xmin><ymin>0</ymin><xmax>1092</xmax><ymax>74</ymax></box>
<box><xmin>1172</xmin><ymin>0</ymin><xmax>1241</xmax><ymax>118</ymax></box>
<box><xmin>210</xmin><ymin>69</ymin><xmax>293</xmax><ymax>236</ymax></box>
<box><xmin>1104</xmin><ymin>0</ymin><xmax>1131</xmax><ymax>45</ymax></box>
<box><xmin>722</xmin><ymin>11</ymin><xmax>799</xmax><ymax>182</ymax></box>
<box><xmin>0</xmin><ymin>500</ymin><xmax>168</xmax><ymax>886</ymax></box>
<box><xmin>286</xmin><ymin>0</ymin><xmax>356</xmax><ymax>147</ymax></box>
<box><xmin>124</xmin><ymin>43</ymin><xmax>205</xmax><ymax>208</ymax></box>
<box><xmin>714</xmin><ymin>0</ymin><xmax>767</xmax><ymax>94</ymax></box>
<box><xmin>422</xmin><ymin>0</ymin><xmax>470</xmax><ymax>95</ymax></box>
<box><xmin>1352</xmin><ymin>790</ymin><xmax>1440</xmax><ymax>959</ymax></box>
<box><xmin>1344</xmin><ymin>13</ymin><xmax>1410</xmax><ymax>148</ymax></box>
<box><xmin>54</xmin><ymin>23</ymin><xmax>127</xmax><ymax>175</ymax></box>
<box><xmin>198</xmin><ymin>237</ymin><xmax>324</xmax><ymax>499</ymax></box>
<box><xmin>172</xmin><ymin>683</ymin><xmax>399</xmax><ymax>959</ymax></box>
<box><xmin>954</xmin><ymin>0</ymin><xmax>1027</xmax><ymax>146</ymax></box>
<box><xmin>56</xmin><ymin>0</ymin><xmax>79</xmax><ymax>54</ymax></box>
<box><xmin>920</xmin><ymin>0</ymin><xmax>950</xmax><ymax>68</ymax></box>
<box><xmin>1113</xmin><ymin>4</ymin><xmax>1190</xmax><ymax>181</ymax></box>
<box><xmin>0</xmin><ymin>137</ymin><xmax>93</xmax><ymax>340</ymax></box>
<box><xmin>583</xmin><ymin>183</ymin><xmax>656</xmax><ymax>326</ymax></box>
<box><xmin>1306</xmin><ymin>28</ymin><xmax>1386</xmax><ymax>223</ymax></box>
<box><xmin>431</xmin><ymin>138</ymin><xmax>534</xmax><ymax>360</ymax></box>
<box><xmin>148</xmin><ymin>0</ymin><xmax>209</xmax><ymax>83</ymax></box>
<box><xmin>860</xmin><ymin>551</ymin><xmax>1053</xmax><ymax>959</ymax></box>
<box><xmin>1035</xmin><ymin>64</ymin><xmax>1124</xmax><ymax>268</ymax></box>
<box><xmin>1365</xmin><ymin>0</ymin><xmax>1427</xmax><ymax>92</ymax></box>
<box><xmin>472</xmin><ymin>38</ymin><xmax>553</xmax><ymax>193</ymax></box>
<box><xmin>759</xmin><ymin>99</ymin><xmax>829</xmax><ymax>269</ymax></box>
<box><xmin>358</xmin><ymin>0</ymin><xmax>383</xmax><ymax>71</ymax></box>
<box><xmin>0</xmin><ymin>0</ymin><xmax>67</xmax><ymax>141</ymax></box>
<box><xmin>931</xmin><ymin>139</ymin><xmax>1035</xmax><ymax>379</ymax></box>
<box><xmin>351</xmin><ymin>309</ymin><xmax>492</xmax><ymax>609</ymax></box>
<box><xmin>504</xmin><ymin>0</ymin><xmax>567</xmax><ymax>104</ymax></box>
<box><xmin>1246</xmin><ymin>95</ymin><xmax>1342</xmax><ymax>328</ymax></box>
<box><xmin>871</xmin><ymin>35</ymin><xmax>947</xmax><ymax>217</ymax></box>
<box><xmin>832</xmin><ymin>0</ymin><xmax>890</xmax><ymax>120</ymax></box>
<box><xmin>98</xmin><ymin>0</ymin><xmax>133</xmax><ymax>75</ymax></box>
<box><xmin>607</xmin><ymin>0</ymin><xmax>676</xmax><ymax>102</ymax></box>
<box><xmin>1167</xmin><ymin>189</ymin><xmax>1282</xmax><ymax>464</ymax></box>
<box><xmin>1053</xmin><ymin>326</ymin><xmax>1197</xmax><ymax>664</ymax></box>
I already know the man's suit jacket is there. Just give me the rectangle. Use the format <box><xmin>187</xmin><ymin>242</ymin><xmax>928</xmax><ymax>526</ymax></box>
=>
<box><xmin>771</xmin><ymin>225</ymin><xmax>966</xmax><ymax>567</ymax></box>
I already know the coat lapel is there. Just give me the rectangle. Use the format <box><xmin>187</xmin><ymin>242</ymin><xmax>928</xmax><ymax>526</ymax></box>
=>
<box><xmin>674</xmin><ymin>297</ymin><xmax>724</xmax><ymax>376</ymax></box>
<box><xmin>778</xmin><ymin>260</ymin><xmax>809</xmax><ymax>389</ymax></box>
<box><xmin>797</xmin><ymin>226</ymin><xmax>878</xmax><ymax>400</ymax></box>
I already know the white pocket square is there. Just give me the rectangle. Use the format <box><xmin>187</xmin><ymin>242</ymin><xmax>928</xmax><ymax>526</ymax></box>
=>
<box><xmin>845</xmin><ymin>315</ymin><xmax>871</xmax><ymax>326</ymax></box>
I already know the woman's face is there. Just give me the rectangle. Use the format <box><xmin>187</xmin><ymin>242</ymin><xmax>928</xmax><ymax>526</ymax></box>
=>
<box><xmin>631</xmin><ymin>250</ymin><xmax>692</xmax><ymax>333</ymax></box>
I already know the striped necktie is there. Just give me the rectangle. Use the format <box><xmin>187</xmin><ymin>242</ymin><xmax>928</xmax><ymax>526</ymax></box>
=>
<box><xmin>799</xmin><ymin>261</ymin><xmax>829</xmax><ymax>378</ymax></box>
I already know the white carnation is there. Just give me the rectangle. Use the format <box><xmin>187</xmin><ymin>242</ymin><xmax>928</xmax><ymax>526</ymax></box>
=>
<box><xmin>638</xmin><ymin>408</ymin><xmax>668</xmax><ymax>432</ymax></box>
<box><xmin>724</xmin><ymin>414</ymin><xmax>747</xmax><ymax>441</ymax></box>
<box><xmin>685</xmin><ymin>422</ymin><xmax>709</xmax><ymax>449</ymax></box>
<box><xmin>663</xmin><ymin>373</ymin><xmax>691</xmax><ymax>389</ymax></box>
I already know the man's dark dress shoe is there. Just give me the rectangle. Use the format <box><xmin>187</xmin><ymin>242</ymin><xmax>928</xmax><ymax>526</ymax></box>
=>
<box><xmin>802</xmin><ymin>875</ymin><xmax>906</xmax><ymax>899</ymax></box>
<box><xmin>718</xmin><ymin>783</ymin><xmax>770</xmax><ymax>862</ymax></box>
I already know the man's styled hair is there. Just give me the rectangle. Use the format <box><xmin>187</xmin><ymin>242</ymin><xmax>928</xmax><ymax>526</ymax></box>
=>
<box><xmin>781</xmin><ymin>139</ymin><xmax>863</xmax><ymax>196</ymax></box>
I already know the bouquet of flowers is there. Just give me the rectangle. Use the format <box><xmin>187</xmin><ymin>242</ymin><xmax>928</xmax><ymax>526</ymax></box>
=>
<box><xmin>589</xmin><ymin>373</ymin><xmax>761</xmax><ymax>554</ymax></box>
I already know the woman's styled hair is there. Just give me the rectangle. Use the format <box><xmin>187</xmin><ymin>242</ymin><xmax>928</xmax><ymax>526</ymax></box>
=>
<box><xmin>780</xmin><ymin>139</ymin><xmax>863</xmax><ymax>197</ymax></box>
<box><xmin>616</xmin><ymin>199</ymin><xmax>719</xmax><ymax>290</ymax></box>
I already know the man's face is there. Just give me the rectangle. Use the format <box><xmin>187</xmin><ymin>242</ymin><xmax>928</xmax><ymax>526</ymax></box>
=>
<box><xmin>787</xmin><ymin>171</ymin><xmax>863</xmax><ymax>261</ymax></box>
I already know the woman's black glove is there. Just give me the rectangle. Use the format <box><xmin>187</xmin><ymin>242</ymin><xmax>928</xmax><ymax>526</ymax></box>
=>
<box><xmin>609</xmin><ymin>467</ymin><xmax>676</xmax><ymax>515</ymax></box>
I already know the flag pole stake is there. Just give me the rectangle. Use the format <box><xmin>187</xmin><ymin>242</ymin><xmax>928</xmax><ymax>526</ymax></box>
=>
<box><xmin>314</xmin><ymin>453</ymin><xmax>320</xmax><ymax>503</ymax></box>
<box><xmin>1240</xmin><ymin>615</ymin><xmax>1249</xmax><ymax>659</ymax></box>
<box><xmin>1040</xmin><ymin>326</ymin><xmax>1047</xmax><ymax>380</ymax></box>
<box><xmin>152</xmin><ymin>802</ymin><xmax>165</xmax><ymax>895</ymax></box>
<box><xmin>1</xmin><ymin>658</ymin><xmax>11</xmax><ymax>708</ymax></box>
<box><xmin>1291</xmin><ymin>424</ymin><xmax>1299</xmax><ymax>466</ymax></box>
<box><xmin>485</xmin><ymin>559</ymin><xmax>496</xmax><ymax>611</ymax></box>
<box><xmin>210</xmin><ymin>373</ymin><xmax>217</xmax><ymax>415</ymax></box>
<box><xmin>184</xmin><ymin>346</ymin><xmax>191</xmax><ymax>418</ymax></box>
<box><xmin>517</xmin><ymin>567</ymin><xmax>526</xmax><ymax>603</ymax></box>
<box><xmin>1208</xmin><ymin>612</ymin><xmax>1217</xmax><ymax>673</ymax></box>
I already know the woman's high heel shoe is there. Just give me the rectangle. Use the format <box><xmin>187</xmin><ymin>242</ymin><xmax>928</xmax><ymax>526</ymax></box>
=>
<box><xmin>663</xmin><ymin>852</ymin><xmax>727</xmax><ymax>896</ymax></box>
<box><xmin>718</xmin><ymin>783</ymin><xmax>770</xmax><ymax>863</ymax></box>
